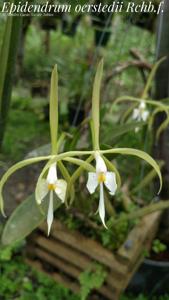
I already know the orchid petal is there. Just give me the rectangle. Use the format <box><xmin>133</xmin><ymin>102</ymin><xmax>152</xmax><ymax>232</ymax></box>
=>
<box><xmin>104</xmin><ymin>172</ymin><xmax>117</xmax><ymax>195</ymax></box>
<box><xmin>142</xmin><ymin>110</ymin><xmax>149</xmax><ymax>121</ymax></box>
<box><xmin>36</xmin><ymin>179</ymin><xmax>48</xmax><ymax>204</ymax></box>
<box><xmin>140</xmin><ymin>101</ymin><xmax>146</xmax><ymax>109</ymax></box>
<box><xmin>99</xmin><ymin>183</ymin><xmax>107</xmax><ymax>228</ymax></box>
<box><xmin>55</xmin><ymin>179</ymin><xmax>67</xmax><ymax>203</ymax></box>
<box><xmin>47</xmin><ymin>163</ymin><xmax>57</xmax><ymax>184</ymax></box>
<box><xmin>47</xmin><ymin>191</ymin><xmax>54</xmax><ymax>236</ymax></box>
<box><xmin>86</xmin><ymin>172</ymin><xmax>98</xmax><ymax>194</ymax></box>
<box><xmin>132</xmin><ymin>108</ymin><xmax>139</xmax><ymax>120</ymax></box>
<box><xmin>95</xmin><ymin>152</ymin><xmax>107</xmax><ymax>173</ymax></box>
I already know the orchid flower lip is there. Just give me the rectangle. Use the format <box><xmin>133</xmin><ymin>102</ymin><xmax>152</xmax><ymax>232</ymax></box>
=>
<box><xmin>47</xmin><ymin>190</ymin><xmax>54</xmax><ymax>236</ymax></box>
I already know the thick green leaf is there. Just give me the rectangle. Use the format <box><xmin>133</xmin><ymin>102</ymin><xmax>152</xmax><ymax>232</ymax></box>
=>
<box><xmin>0</xmin><ymin>10</ymin><xmax>23</xmax><ymax>147</ymax></box>
<box><xmin>50</xmin><ymin>65</ymin><xmax>58</xmax><ymax>155</ymax></box>
<box><xmin>92</xmin><ymin>60</ymin><xmax>103</xmax><ymax>150</ymax></box>
<box><xmin>1</xmin><ymin>194</ymin><xmax>61</xmax><ymax>246</ymax></box>
<box><xmin>0</xmin><ymin>17</ymin><xmax>12</xmax><ymax>105</ymax></box>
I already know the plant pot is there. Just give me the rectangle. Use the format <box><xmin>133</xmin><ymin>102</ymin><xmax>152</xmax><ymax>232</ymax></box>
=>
<box><xmin>126</xmin><ymin>257</ymin><xmax>169</xmax><ymax>296</ymax></box>
<box><xmin>26</xmin><ymin>212</ymin><xmax>161</xmax><ymax>300</ymax></box>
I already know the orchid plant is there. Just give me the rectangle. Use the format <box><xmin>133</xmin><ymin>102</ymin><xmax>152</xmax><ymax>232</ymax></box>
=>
<box><xmin>0</xmin><ymin>60</ymin><xmax>162</xmax><ymax>239</ymax></box>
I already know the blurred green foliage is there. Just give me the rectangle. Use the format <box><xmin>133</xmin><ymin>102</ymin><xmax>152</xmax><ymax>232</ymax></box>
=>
<box><xmin>152</xmin><ymin>239</ymin><xmax>167</xmax><ymax>254</ymax></box>
<box><xmin>0</xmin><ymin>252</ymin><xmax>168</xmax><ymax>300</ymax></box>
<box><xmin>2</xmin><ymin>94</ymin><xmax>49</xmax><ymax>161</ymax></box>
<box><xmin>0</xmin><ymin>257</ymin><xmax>79</xmax><ymax>300</ymax></box>
<box><xmin>79</xmin><ymin>264</ymin><xmax>107</xmax><ymax>300</ymax></box>
<box><xmin>23</xmin><ymin>16</ymin><xmax>155</xmax><ymax>99</ymax></box>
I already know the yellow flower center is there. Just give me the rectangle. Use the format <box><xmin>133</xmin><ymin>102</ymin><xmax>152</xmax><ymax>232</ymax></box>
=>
<box><xmin>98</xmin><ymin>172</ymin><xmax>106</xmax><ymax>183</ymax></box>
<box><xmin>48</xmin><ymin>184</ymin><xmax>56</xmax><ymax>191</ymax></box>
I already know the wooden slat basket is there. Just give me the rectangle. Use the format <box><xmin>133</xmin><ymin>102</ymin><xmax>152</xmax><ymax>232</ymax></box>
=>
<box><xmin>26</xmin><ymin>211</ymin><xmax>161</xmax><ymax>300</ymax></box>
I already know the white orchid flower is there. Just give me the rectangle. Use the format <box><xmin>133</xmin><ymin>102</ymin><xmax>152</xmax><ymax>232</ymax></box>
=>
<box><xmin>37</xmin><ymin>163</ymin><xmax>67</xmax><ymax>235</ymax></box>
<box><xmin>86</xmin><ymin>152</ymin><xmax>117</xmax><ymax>228</ymax></box>
<box><xmin>132</xmin><ymin>101</ymin><xmax>149</xmax><ymax>132</ymax></box>
<box><xmin>132</xmin><ymin>101</ymin><xmax>149</xmax><ymax>122</ymax></box>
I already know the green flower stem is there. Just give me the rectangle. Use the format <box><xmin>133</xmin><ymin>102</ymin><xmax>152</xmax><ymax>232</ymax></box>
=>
<box><xmin>115</xmin><ymin>96</ymin><xmax>169</xmax><ymax>109</ymax></box>
<box><xmin>57</xmin><ymin>160</ymin><xmax>74</xmax><ymax>207</ymax></box>
<box><xmin>57</xmin><ymin>160</ymin><xmax>71</xmax><ymax>181</ymax></box>
<box><xmin>110</xmin><ymin>200</ymin><xmax>169</xmax><ymax>227</ymax></box>
<box><xmin>57</xmin><ymin>132</ymin><xmax>66</xmax><ymax>153</ymax></box>
<box><xmin>64</xmin><ymin>155</ymin><xmax>94</xmax><ymax>205</ymax></box>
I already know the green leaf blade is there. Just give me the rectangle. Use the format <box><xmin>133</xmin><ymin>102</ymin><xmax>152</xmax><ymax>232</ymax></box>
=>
<box><xmin>50</xmin><ymin>65</ymin><xmax>58</xmax><ymax>155</ymax></box>
<box><xmin>1</xmin><ymin>194</ymin><xmax>61</xmax><ymax>246</ymax></box>
<box><xmin>92</xmin><ymin>59</ymin><xmax>103</xmax><ymax>150</ymax></box>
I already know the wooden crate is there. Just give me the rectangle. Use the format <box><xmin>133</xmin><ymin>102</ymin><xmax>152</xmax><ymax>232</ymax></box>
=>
<box><xmin>26</xmin><ymin>212</ymin><xmax>161</xmax><ymax>300</ymax></box>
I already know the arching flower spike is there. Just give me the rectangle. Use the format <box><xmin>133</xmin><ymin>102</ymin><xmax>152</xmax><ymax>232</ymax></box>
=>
<box><xmin>86</xmin><ymin>152</ymin><xmax>117</xmax><ymax>227</ymax></box>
